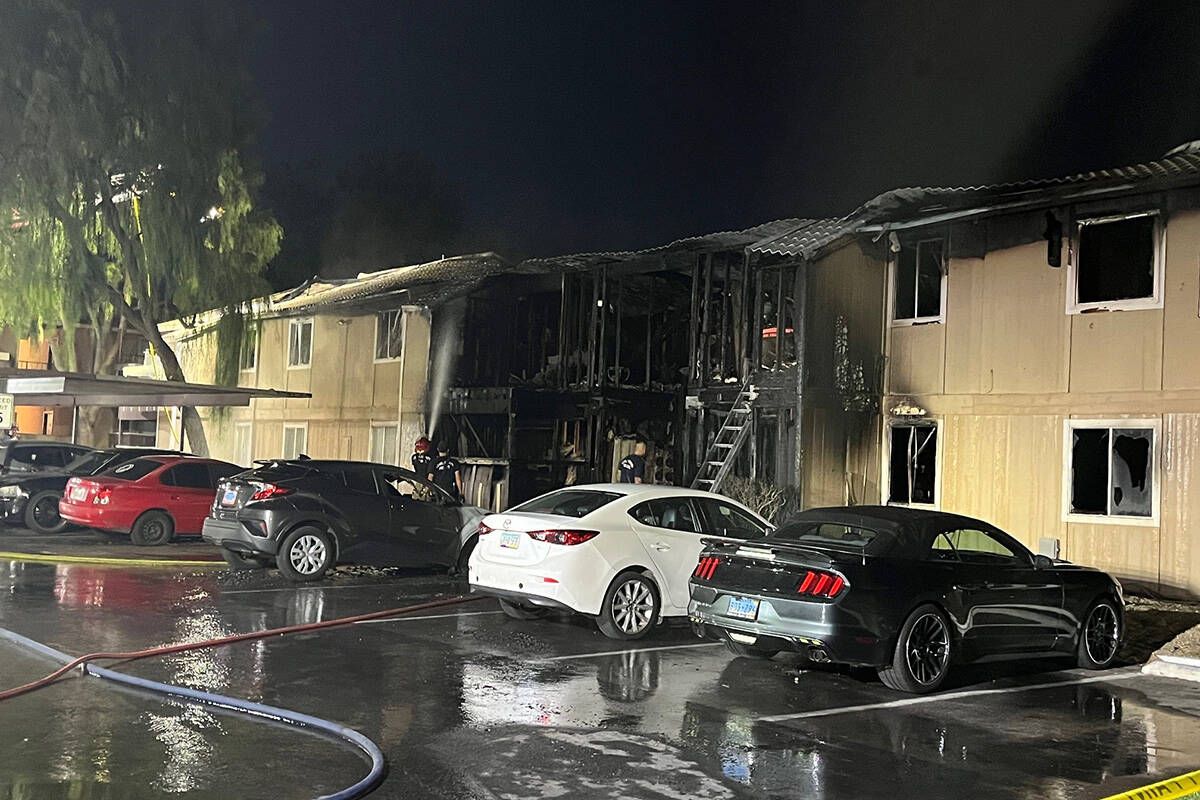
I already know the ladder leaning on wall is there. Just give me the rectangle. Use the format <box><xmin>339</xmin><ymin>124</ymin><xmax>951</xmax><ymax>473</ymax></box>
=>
<box><xmin>690</xmin><ymin>382</ymin><xmax>756</xmax><ymax>493</ymax></box>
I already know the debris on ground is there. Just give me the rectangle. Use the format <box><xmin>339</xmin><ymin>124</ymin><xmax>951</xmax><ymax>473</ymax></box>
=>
<box><xmin>1122</xmin><ymin>594</ymin><xmax>1200</xmax><ymax>665</ymax></box>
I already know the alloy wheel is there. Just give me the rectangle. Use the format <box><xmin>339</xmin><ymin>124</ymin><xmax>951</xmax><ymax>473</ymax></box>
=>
<box><xmin>289</xmin><ymin>534</ymin><xmax>328</xmax><ymax>575</ymax></box>
<box><xmin>611</xmin><ymin>579</ymin><xmax>655</xmax><ymax>635</ymax></box>
<box><xmin>1084</xmin><ymin>604</ymin><xmax>1120</xmax><ymax>665</ymax></box>
<box><xmin>905</xmin><ymin>613</ymin><xmax>950</xmax><ymax>685</ymax></box>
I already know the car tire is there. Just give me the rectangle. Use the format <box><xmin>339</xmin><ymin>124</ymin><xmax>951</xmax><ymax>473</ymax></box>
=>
<box><xmin>878</xmin><ymin>603</ymin><xmax>953</xmax><ymax>694</ymax></box>
<box><xmin>221</xmin><ymin>548</ymin><xmax>270</xmax><ymax>570</ymax></box>
<box><xmin>276</xmin><ymin>526</ymin><xmax>335</xmax><ymax>582</ymax></box>
<box><xmin>130</xmin><ymin>511</ymin><xmax>175</xmax><ymax>546</ymax></box>
<box><xmin>722</xmin><ymin>639</ymin><xmax>781</xmax><ymax>660</ymax></box>
<box><xmin>596</xmin><ymin>571</ymin><xmax>660</xmax><ymax>641</ymax></box>
<box><xmin>1077</xmin><ymin>598</ymin><xmax>1122</xmax><ymax>670</ymax></box>
<box><xmin>24</xmin><ymin>490</ymin><xmax>68</xmax><ymax>534</ymax></box>
<box><xmin>498</xmin><ymin>597</ymin><xmax>547</xmax><ymax>619</ymax></box>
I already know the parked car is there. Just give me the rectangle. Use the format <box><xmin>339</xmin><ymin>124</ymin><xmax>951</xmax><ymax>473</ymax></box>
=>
<box><xmin>468</xmin><ymin>484</ymin><xmax>772</xmax><ymax>640</ymax></box>
<box><xmin>202</xmin><ymin>459</ymin><xmax>487</xmax><ymax>581</ymax></box>
<box><xmin>0</xmin><ymin>440</ymin><xmax>94</xmax><ymax>476</ymax></box>
<box><xmin>59</xmin><ymin>456</ymin><xmax>242</xmax><ymax>545</ymax></box>
<box><xmin>0</xmin><ymin>448</ymin><xmax>185</xmax><ymax>534</ymax></box>
<box><xmin>688</xmin><ymin>505</ymin><xmax>1125</xmax><ymax>694</ymax></box>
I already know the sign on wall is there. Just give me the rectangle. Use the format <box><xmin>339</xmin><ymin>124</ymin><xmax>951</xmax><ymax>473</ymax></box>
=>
<box><xmin>0</xmin><ymin>393</ymin><xmax>13</xmax><ymax>430</ymax></box>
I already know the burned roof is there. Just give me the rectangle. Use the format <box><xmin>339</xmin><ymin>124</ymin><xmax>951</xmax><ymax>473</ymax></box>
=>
<box><xmin>517</xmin><ymin>218</ymin><xmax>804</xmax><ymax>273</ymax></box>
<box><xmin>856</xmin><ymin>146</ymin><xmax>1200</xmax><ymax>228</ymax></box>
<box><xmin>747</xmin><ymin>217</ymin><xmax>854</xmax><ymax>257</ymax></box>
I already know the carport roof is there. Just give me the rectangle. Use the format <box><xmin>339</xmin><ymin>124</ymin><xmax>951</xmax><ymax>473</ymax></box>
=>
<box><xmin>1</xmin><ymin>369</ymin><xmax>309</xmax><ymax>408</ymax></box>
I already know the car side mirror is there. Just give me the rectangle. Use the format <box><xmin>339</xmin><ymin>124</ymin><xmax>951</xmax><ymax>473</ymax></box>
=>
<box><xmin>1033</xmin><ymin>554</ymin><xmax>1053</xmax><ymax>569</ymax></box>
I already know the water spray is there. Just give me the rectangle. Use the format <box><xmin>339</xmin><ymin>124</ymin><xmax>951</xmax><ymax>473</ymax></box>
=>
<box><xmin>425</xmin><ymin>298</ymin><xmax>466</xmax><ymax>441</ymax></box>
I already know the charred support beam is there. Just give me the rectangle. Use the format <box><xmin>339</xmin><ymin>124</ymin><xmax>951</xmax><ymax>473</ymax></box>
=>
<box><xmin>793</xmin><ymin>259</ymin><xmax>809</xmax><ymax>496</ymax></box>
<box><xmin>700</xmin><ymin>253</ymin><xmax>713</xmax><ymax>384</ymax></box>
<box><xmin>687</xmin><ymin>255</ymin><xmax>701</xmax><ymax>384</ymax></box>
<box><xmin>557</xmin><ymin>273</ymin><xmax>569</xmax><ymax>389</ymax></box>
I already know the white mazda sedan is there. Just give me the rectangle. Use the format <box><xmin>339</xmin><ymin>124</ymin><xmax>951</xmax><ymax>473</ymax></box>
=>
<box><xmin>468</xmin><ymin>484</ymin><xmax>772</xmax><ymax>640</ymax></box>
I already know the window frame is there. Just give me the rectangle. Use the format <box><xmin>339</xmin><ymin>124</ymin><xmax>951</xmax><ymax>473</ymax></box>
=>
<box><xmin>1062</xmin><ymin>417</ymin><xmax>1160</xmax><ymax>527</ymax></box>
<box><xmin>883</xmin><ymin>419</ymin><xmax>941</xmax><ymax>509</ymax></box>
<box><xmin>1066</xmin><ymin>211</ymin><xmax>1165</xmax><ymax>314</ymax></box>
<box><xmin>239</xmin><ymin>323</ymin><xmax>259</xmax><ymax>372</ymax></box>
<box><xmin>287</xmin><ymin>317</ymin><xmax>314</xmax><ymax>369</ymax></box>
<box><xmin>368</xmin><ymin>422</ymin><xmax>401</xmax><ymax>466</ymax></box>
<box><xmin>373</xmin><ymin>309</ymin><xmax>405</xmax><ymax>363</ymax></box>
<box><xmin>282</xmin><ymin>422</ymin><xmax>309</xmax><ymax>460</ymax></box>
<box><xmin>888</xmin><ymin>236</ymin><xmax>947</xmax><ymax>326</ymax></box>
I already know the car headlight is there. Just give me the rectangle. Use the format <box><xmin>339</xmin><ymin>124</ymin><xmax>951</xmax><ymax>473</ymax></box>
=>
<box><xmin>0</xmin><ymin>485</ymin><xmax>23</xmax><ymax>499</ymax></box>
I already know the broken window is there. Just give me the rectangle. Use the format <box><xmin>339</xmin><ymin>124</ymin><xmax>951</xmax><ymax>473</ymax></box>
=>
<box><xmin>892</xmin><ymin>238</ymin><xmax>944</xmax><ymax>323</ymax></box>
<box><xmin>1073</xmin><ymin>213</ymin><xmax>1159</xmax><ymax>309</ymax></box>
<box><xmin>1069</xmin><ymin>424</ymin><xmax>1154</xmax><ymax>518</ymax></box>
<box><xmin>888</xmin><ymin>423</ymin><xmax>937</xmax><ymax>505</ymax></box>
<box><xmin>759</xmin><ymin>265</ymin><xmax>796</xmax><ymax>370</ymax></box>
<box><xmin>375</xmin><ymin>309</ymin><xmax>403</xmax><ymax>361</ymax></box>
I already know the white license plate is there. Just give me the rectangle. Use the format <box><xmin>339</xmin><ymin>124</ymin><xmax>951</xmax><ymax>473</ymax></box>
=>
<box><xmin>69</xmin><ymin>486</ymin><xmax>87</xmax><ymax>501</ymax></box>
<box><xmin>499</xmin><ymin>532</ymin><xmax>521</xmax><ymax>550</ymax></box>
<box><xmin>221</xmin><ymin>489</ymin><xmax>238</xmax><ymax>506</ymax></box>
<box><xmin>726</xmin><ymin>596</ymin><xmax>760</xmax><ymax>620</ymax></box>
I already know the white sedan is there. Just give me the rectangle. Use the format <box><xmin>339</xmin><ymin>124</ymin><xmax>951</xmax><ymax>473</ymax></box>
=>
<box><xmin>467</xmin><ymin>484</ymin><xmax>772</xmax><ymax>640</ymax></box>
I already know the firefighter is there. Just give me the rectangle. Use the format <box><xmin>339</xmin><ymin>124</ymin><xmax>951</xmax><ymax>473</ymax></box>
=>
<box><xmin>618</xmin><ymin>440</ymin><xmax>647</xmax><ymax>484</ymax></box>
<box><xmin>411</xmin><ymin>436</ymin><xmax>433</xmax><ymax>476</ymax></box>
<box><xmin>428</xmin><ymin>440</ymin><xmax>463</xmax><ymax>501</ymax></box>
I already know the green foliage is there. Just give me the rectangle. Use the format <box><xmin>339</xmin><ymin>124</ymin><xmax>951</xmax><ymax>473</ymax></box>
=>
<box><xmin>0</xmin><ymin>0</ymin><xmax>281</xmax><ymax>366</ymax></box>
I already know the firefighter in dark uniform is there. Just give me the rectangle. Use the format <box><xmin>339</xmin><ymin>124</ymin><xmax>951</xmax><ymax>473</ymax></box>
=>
<box><xmin>411</xmin><ymin>436</ymin><xmax>433</xmax><ymax>476</ymax></box>
<box><xmin>618</xmin><ymin>441</ymin><xmax>647</xmax><ymax>484</ymax></box>
<box><xmin>428</xmin><ymin>441</ymin><xmax>463</xmax><ymax>501</ymax></box>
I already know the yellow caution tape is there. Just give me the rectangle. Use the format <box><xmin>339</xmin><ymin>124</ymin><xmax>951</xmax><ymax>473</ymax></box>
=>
<box><xmin>0</xmin><ymin>551</ymin><xmax>223</xmax><ymax>568</ymax></box>
<box><xmin>1100</xmin><ymin>771</ymin><xmax>1200</xmax><ymax>800</ymax></box>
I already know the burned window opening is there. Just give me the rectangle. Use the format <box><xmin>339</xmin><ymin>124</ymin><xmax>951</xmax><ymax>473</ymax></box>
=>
<box><xmin>888</xmin><ymin>423</ymin><xmax>937</xmax><ymax>505</ymax></box>
<box><xmin>758</xmin><ymin>264</ymin><xmax>797</xmax><ymax>371</ymax></box>
<box><xmin>1074</xmin><ymin>214</ymin><xmax>1158</xmax><ymax>307</ymax></box>
<box><xmin>375</xmin><ymin>309</ymin><xmax>403</xmax><ymax>361</ymax></box>
<box><xmin>1069</xmin><ymin>424</ymin><xmax>1154</xmax><ymax>519</ymax></box>
<box><xmin>892</xmin><ymin>238</ymin><xmax>944</xmax><ymax>323</ymax></box>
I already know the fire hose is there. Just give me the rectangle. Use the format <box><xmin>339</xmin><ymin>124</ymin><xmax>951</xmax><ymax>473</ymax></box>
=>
<box><xmin>0</xmin><ymin>593</ymin><xmax>484</xmax><ymax>799</ymax></box>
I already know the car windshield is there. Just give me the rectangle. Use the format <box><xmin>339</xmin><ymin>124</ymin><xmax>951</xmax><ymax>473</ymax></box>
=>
<box><xmin>510</xmin><ymin>489</ymin><xmax>622</xmax><ymax>518</ymax></box>
<box><xmin>104</xmin><ymin>458</ymin><xmax>164</xmax><ymax>481</ymax></box>
<box><xmin>66</xmin><ymin>450</ymin><xmax>114</xmax><ymax>475</ymax></box>
<box><xmin>770</xmin><ymin>521</ymin><xmax>881</xmax><ymax>551</ymax></box>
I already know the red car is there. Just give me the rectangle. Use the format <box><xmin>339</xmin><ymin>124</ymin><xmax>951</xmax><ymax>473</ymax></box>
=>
<box><xmin>60</xmin><ymin>456</ymin><xmax>242</xmax><ymax>545</ymax></box>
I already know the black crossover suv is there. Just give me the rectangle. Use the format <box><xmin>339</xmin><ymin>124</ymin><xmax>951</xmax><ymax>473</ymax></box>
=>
<box><xmin>0</xmin><ymin>447</ymin><xmax>182</xmax><ymax>533</ymax></box>
<box><xmin>202</xmin><ymin>459</ymin><xmax>488</xmax><ymax>581</ymax></box>
<box><xmin>689</xmin><ymin>506</ymin><xmax>1124</xmax><ymax>694</ymax></box>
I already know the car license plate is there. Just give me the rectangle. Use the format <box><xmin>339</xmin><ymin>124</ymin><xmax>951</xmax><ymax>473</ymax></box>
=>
<box><xmin>69</xmin><ymin>486</ymin><xmax>87</xmax><ymax>501</ymax></box>
<box><xmin>726</xmin><ymin>596</ymin><xmax>760</xmax><ymax>620</ymax></box>
<box><xmin>221</xmin><ymin>489</ymin><xmax>238</xmax><ymax>506</ymax></box>
<box><xmin>499</xmin><ymin>532</ymin><xmax>521</xmax><ymax>550</ymax></box>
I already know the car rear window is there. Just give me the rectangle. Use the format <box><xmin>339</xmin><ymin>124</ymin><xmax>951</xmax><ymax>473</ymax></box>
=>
<box><xmin>770</xmin><ymin>521</ymin><xmax>881</xmax><ymax>550</ymax></box>
<box><xmin>106</xmin><ymin>458</ymin><xmax>164</xmax><ymax>481</ymax></box>
<box><xmin>511</xmin><ymin>489</ymin><xmax>622</xmax><ymax>518</ymax></box>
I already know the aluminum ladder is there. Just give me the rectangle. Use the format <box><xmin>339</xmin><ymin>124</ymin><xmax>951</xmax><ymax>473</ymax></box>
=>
<box><xmin>690</xmin><ymin>383</ymin><xmax>755</xmax><ymax>492</ymax></box>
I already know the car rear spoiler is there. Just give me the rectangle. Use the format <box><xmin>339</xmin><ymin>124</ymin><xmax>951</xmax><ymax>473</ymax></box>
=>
<box><xmin>700</xmin><ymin>538</ymin><xmax>847</xmax><ymax>568</ymax></box>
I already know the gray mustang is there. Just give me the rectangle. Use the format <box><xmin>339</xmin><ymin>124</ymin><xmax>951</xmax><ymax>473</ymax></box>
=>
<box><xmin>688</xmin><ymin>505</ymin><xmax>1124</xmax><ymax>693</ymax></box>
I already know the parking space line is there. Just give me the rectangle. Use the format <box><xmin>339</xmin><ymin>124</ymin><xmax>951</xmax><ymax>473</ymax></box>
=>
<box><xmin>354</xmin><ymin>611</ymin><xmax>505</xmax><ymax>625</ymax></box>
<box><xmin>535</xmin><ymin>642</ymin><xmax>723</xmax><ymax>662</ymax></box>
<box><xmin>755</xmin><ymin>668</ymin><xmax>1145</xmax><ymax>723</ymax></box>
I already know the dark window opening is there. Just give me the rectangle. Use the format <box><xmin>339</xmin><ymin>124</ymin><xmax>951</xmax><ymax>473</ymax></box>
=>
<box><xmin>888</xmin><ymin>424</ymin><xmax>937</xmax><ymax>505</ymax></box>
<box><xmin>1070</xmin><ymin>426</ymin><xmax>1153</xmax><ymax>518</ymax></box>
<box><xmin>893</xmin><ymin>239</ymin><xmax>944</xmax><ymax>322</ymax></box>
<box><xmin>1076</xmin><ymin>215</ymin><xmax>1157</xmax><ymax>305</ymax></box>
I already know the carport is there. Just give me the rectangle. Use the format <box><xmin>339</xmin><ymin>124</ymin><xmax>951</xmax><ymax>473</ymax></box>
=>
<box><xmin>0</xmin><ymin>368</ymin><xmax>310</xmax><ymax>443</ymax></box>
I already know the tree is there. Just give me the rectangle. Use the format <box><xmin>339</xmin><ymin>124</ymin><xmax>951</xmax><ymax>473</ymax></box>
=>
<box><xmin>0</xmin><ymin>1</ymin><xmax>281</xmax><ymax>454</ymax></box>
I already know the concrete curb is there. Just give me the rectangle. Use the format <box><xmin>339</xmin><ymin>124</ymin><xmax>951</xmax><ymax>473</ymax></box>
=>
<box><xmin>1142</xmin><ymin>654</ymin><xmax>1200</xmax><ymax>684</ymax></box>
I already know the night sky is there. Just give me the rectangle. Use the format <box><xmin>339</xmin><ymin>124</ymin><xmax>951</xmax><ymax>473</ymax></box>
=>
<box><xmin>245</xmin><ymin>0</ymin><xmax>1200</xmax><ymax>279</ymax></box>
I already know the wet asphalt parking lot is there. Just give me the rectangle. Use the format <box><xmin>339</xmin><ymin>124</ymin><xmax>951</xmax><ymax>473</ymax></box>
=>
<box><xmin>2</xmin><ymin>533</ymin><xmax>1200</xmax><ymax>799</ymax></box>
